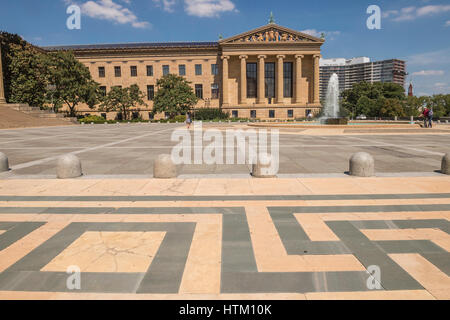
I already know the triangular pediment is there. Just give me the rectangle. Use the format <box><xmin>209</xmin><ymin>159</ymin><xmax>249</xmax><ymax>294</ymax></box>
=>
<box><xmin>220</xmin><ymin>24</ymin><xmax>324</xmax><ymax>44</ymax></box>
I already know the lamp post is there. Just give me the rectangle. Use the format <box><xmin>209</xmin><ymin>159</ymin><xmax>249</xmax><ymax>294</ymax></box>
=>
<box><xmin>46</xmin><ymin>84</ymin><xmax>57</xmax><ymax>112</ymax></box>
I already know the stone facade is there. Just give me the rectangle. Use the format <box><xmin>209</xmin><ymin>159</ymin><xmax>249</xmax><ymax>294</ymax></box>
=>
<box><xmin>44</xmin><ymin>24</ymin><xmax>324</xmax><ymax>120</ymax></box>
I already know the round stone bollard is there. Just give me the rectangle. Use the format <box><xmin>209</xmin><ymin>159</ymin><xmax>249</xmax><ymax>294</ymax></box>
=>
<box><xmin>56</xmin><ymin>154</ymin><xmax>83</xmax><ymax>179</ymax></box>
<box><xmin>252</xmin><ymin>154</ymin><xmax>277</xmax><ymax>178</ymax></box>
<box><xmin>153</xmin><ymin>154</ymin><xmax>177</xmax><ymax>179</ymax></box>
<box><xmin>349</xmin><ymin>152</ymin><xmax>375</xmax><ymax>177</ymax></box>
<box><xmin>0</xmin><ymin>152</ymin><xmax>9</xmax><ymax>172</ymax></box>
<box><xmin>442</xmin><ymin>153</ymin><xmax>450</xmax><ymax>175</ymax></box>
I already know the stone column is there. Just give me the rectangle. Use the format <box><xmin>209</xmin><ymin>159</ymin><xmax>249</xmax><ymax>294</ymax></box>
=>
<box><xmin>257</xmin><ymin>55</ymin><xmax>266</xmax><ymax>104</ymax></box>
<box><xmin>313</xmin><ymin>54</ymin><xmax>321</xmax><ymax>104</ymax></box>
<box><xmin>276</xmin><ymin>55</ymin><xmax>285</xmax><ymax>104</ymax></box>
<box><xmin>239</xmin><ymin>55</ymin><xmax>248</xmax><ymax>105</ymax></box>
<box><xmin>221</xmin><ymin>55</ymin><xmax>230</xmax><ymax>107</ymax></box>
<box><xmin>0</xmin><ymin>45</ymin><xmax>6</xmax><ymax>104</ymax></box>
<box><xmin>294</xmin><ymin>54</ymin><xmax>304</xmax><ymax>104</ymax></box>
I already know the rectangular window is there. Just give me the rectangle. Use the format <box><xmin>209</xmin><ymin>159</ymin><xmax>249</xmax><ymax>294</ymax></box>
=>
<box><xmin>98</xmin><ymin>67</ymin><xmax>105</xmax><ymax>78</ymax></box>
<box><xmin>147</xmin><ymin>65</ymin><xmax>153</xmax><ymax>76</ymax></box>
<box><xmin>250</xmin><ymin>110</ymin><xmax>257</xmax><ymax>119</ymax></box>
<box><xmin>148</xmin><ymin>112</ymin><xmax>154</xmax><ymax>120</ymax></box>
<box><xmin>114</xmin><ymin>66</ymin><xmax>121</xmax><ymax>77</ymax></box>
<box><xmin>195</xmin><ymin>64</ymin><xmax>202</xmax><ymax>76</ymax></box>
<box><xmin>195</xmin><ymin>84</ymin><xmax>203</xmax><ymax>99</ymax></box>
<box><xmin>232</xmin><ymin>110</ymin><xmax>238</xmax><ymax>118</ymax></box>
<box><xmin>246</xmin><ymin>63</ymin><xmax>257</xmax><ymax>98</ymax></box>
<box><xmin>284</xmin><ymin>62</ymin><xmax>293</xmax><ymax>97</ymax></box>
<box><xmin>130</xmin><ymin>66</ymin><xmax>137</xmax><ymax>77</ymax></box>
<box><xmin>269</xmin><ymin>110</ymin><xmax>275</xmax><ymax>118</ymax></box>
<box><xmin>147</xmin><ymin>85</ymin><xmax>155</xmax><ymax>101</ymax></box>
<box><xmin>99</xmin><ymin>86</ymin><xmax>107</xmax><ymax>97</ymax></box>
<box><xmin>287</xmin><ymin>109</ymin><xmax>294</xmax><ymax>118</ymax></box>
<box><xmin>164</xmin><ymin>112</ymin><xmax>170</xmax><ymax>119</ymax></box>
<box><xmin>179</xmin><ymin>65</ymin><xmax>186</xmax><ymax>76</ymax></box>
<box><xmin>306</xmin><ymin>109</ymin><xmax>312</xmax><ymax>117</ymax></box>
<box><xmin>211</xmin><ymin>83</ymin><xmax>219</xmax><ymax>99</ymax></box>
<box><xmin>162</xmin><ymin>65</ymin><xmax>170</xmax><ymax>76</ymax></box>
<box><xmin>211</xmin><ymin>64</ymin><xmax>218</xmax><ymax>76</ymax></box>
<box><xmin>265</xmin><ymin>63</ymin><xmax>275</xmax><ymax>98</ymax></box>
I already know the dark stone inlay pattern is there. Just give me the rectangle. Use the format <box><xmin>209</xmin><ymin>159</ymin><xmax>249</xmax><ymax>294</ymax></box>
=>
<box><xmin>0</xmin><ymin>222</ymin><xmax>46</xmax><ymax>251</ymax></box>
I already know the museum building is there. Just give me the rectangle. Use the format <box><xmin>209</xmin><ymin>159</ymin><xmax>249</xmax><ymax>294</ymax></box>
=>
<box><xmin>44</xmin><ymin>23</ymin><xmax>324</xmax><ymax>120</ymax></box>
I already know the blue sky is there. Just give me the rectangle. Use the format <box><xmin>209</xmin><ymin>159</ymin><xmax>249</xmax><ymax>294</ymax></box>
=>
<box><xmin>0</xmin><ymin>0</ymin><xmax>449</xmax><ymax>96</ymax></box>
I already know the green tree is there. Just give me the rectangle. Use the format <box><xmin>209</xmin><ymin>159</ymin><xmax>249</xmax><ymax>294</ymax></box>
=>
<box><xmin>46</xmin><ymin>51</ymin><xmax>99</xmax><ymax>117</ymax></box>
<box><xmin>6</xmin><ymin>43</ymin><xmax>50</xmax><ymax>107</ymax></box>
<box><xmin>153</xmin><ymin>74</ymin><xmax>199</xmax><ymax>119</ymax></box>
<box><xmin>380</xmin><ymin>98</ymin><xmax>406</xmax><ymax>117</ymax></box>
<box><xmin>99</xmin><ymin>84</ymin><xmax>146</xmax><ymax>120</ymax></box>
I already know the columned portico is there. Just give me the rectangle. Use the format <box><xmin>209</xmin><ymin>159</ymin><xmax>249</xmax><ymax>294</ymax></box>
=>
<box><xmin>0</xmin><ymin>46</ymin><xmax>6</xmax><ymax>104</ymax></box>
<box><xmin>276</xmin><ymin>55</ymin><xmax>285</xmax><ymax>104</ymax></box>
<box><xmin>239</xmin><ymin>55</ymin><xmax>248</xmax><ymax>105</ymax></box>
<box><xmin>294</xmin><ymin>54</ymin><xmax>304</xmax><ymax>104</ymax></box>
<box><xmin>221</xmin><ymin>55</ymin><xmax>230</xmax><ymax>107</ymax></box>
<box><xmin>257</xmin><ymin>55</ymin><xmax>266</xmax><ymax>104</ymax></box>
<box><xmin>313</xmin><ymin>54</ymin><xmax>321</xmax><ymax>104</ymax></box>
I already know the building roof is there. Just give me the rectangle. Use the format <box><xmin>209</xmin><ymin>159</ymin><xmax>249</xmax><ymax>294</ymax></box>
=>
<box><xmin>43</xmin><ymin>41</ymin><xmax>219</xmax><ymax>52</ymax></box>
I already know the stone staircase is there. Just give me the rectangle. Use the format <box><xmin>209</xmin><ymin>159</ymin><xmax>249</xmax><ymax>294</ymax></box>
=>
<box><xmin>5</xmin><ymin>103</ymin><xmax>77</xmax><ymax>123</ymax></box>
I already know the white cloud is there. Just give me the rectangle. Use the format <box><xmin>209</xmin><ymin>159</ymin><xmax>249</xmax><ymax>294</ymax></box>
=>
<box><xmin>385</xmin><ymin>5</ymin><xmax>450</xmax><ymax>22</ymax></box>
<box><xmin>412</xmin><ymin>70</ymin><xmax>445</xmax><ymax>76</ymax></box>
<box><xmin>435</xmin><ymin>82</ymin><xmax>447</xmax><ymax>87</ymax></box>
<box><xmin>77</xmin><ymin>0</ymin><xmax>150</xmax><ymax>28</ymax></box>
<box><xmin>184</xmin><ymin>0</ymin><xmax>236</xmax><ymax>18</ymax></box>
<box><xmin>446</xmin><ymin>20</ymin><xmax>450</xmax><ymax>27</ymax></box>
<box><xmin>152</xmin><ymin>0</ymin><xmax>176</xmax><ymax>12</ymax></box>
<box><xmin>406</xmin><ymin>48</ymin><xmax>450</xmax><ymax>66</ymax></box>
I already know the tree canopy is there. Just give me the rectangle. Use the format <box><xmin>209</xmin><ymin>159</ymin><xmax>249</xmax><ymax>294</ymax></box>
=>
<box><xmin>99</xmin><ymin>84</ymin><xmax>146</xmax><ymax>120</ymax></box>
<box><xmin>153</xmin><ymin>74</ymin><xmax>199</xmax><ymax>118</ymax></box>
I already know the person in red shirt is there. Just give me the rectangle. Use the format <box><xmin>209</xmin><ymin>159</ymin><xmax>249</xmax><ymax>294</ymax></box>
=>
<box><xmin>422</xmin><ymin>108</ymin><xmax>430</xmax><ymax>128</ymax></box>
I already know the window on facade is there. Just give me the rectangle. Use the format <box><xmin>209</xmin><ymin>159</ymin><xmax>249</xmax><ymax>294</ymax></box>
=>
<box><xmin>147</xmin><ymin>65</ymin><xmax>153</xmax><ymax>76</ymax></box>
<box><xmin>99</xmin><ymin>86</ymin><xmax>107</xmax><ymax>97</ymax></box>
<box><xmin>287</xmin><ymin>109</ymin><xmax>294</xmax><ymax>118</ymax></box>
<box><xmin>98</xmin><ymin>67</ymin><xmax>105</xmax><ymax>78</ymax></box>
<box><xmin>211</xmin><ymin>64</ymin><xmax>218</xmax><ymax>76</ymax></box>
<box><xmin>179</xmin><ymin>65</ymin><xmax>186</xmax><ymax>76</ymax></box>
<box><xmin>306</xmin><ymin>109</ymin><xmax>312</xmax><ymax>117</ymax></box>
<box><xmin>162</xmin><ymin>65</ymin><xmax>170</xmax><ymax>76</ymax></box>
<box><xmin>250</xmin><ymin>110</ymin><xmax>257</xmax><ymax>119</ymax></box>
<box><xmin>265</xmin><ymin>63</ymin><xmax>275</xmax><ymax>98</ymax></box>
<box><xmin>269</xmin><ymin>110</ymin><xmax>275</xmax><ymax>118</ymax></box>
<box><xmin>101</xmin><ymin>113</ymin><xmax>107</xmax><ymax>119</ymax></box>
<box><xmin>284</xmin><ymin>62</ymin><xmax>293</xmax><ymax>98</ymax></box>
<box><xmin>148</xmin><ymin>112</ymin><xmax>154</xmax><ymax>120</ymax></box>
<box><xmin>164</xmin><ymin>112</ymin><xmax>170</xmax><ymax>119</ymax></box>
<box><xmin>247</xmin><ymin>63</ymin><xmax>257</xmax><ymax>98</ymax></box>
<box><xmin>132</xmin><ymin>112</ymin><xmax>140</xmax><ymax>120</ymax></box>
<box><xmin>232</xmin><ymin>110</ymin><xmax>238</xmax><ymax>118</ymax></box>
<box><xmin>195</xmin><ymin>84</ymin><xmax>203</xmax><ymax>99</ymax></box>
<box><xmin>195</xmin><ymin>64</ymin><xmax>202</xmax><ymax>76</ymax></box>
<box><xmin>211</xmin><ymin>83</ymin><xmax>219</xmax><ymax>99</ymax></box>
<box><xmin>114</xmin><ymin>66</ymin><xmax>121</xmax><ymax>77</ymax></box>
<box><xmin>147</xmin><ymin>85</ymin><xmax>155</xmax><ymax>101</ymax></box>
<box><xmin>130</xmin><ymin>66</ymin><xmax>137</xmax><ymax>77</ymax></box>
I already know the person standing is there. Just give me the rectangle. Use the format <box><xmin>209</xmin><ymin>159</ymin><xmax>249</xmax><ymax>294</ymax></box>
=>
<box><xmin>428</xmin><ymin>108</ymin><xmax>434</xmax><ymax>128</ymax></box>
<box><xmin>422</xmin><ymin>107</ymin><xmax>429</xmax><ymax>128</ymax></box>
<box><xmin>186</xmin><ymin>112</ymin><xmax>192</xmax><ymax>129</ymax></box>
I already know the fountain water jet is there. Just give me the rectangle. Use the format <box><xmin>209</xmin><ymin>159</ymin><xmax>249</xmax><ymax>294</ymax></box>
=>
<box><xmin>320</xmin><ymin>73</ymin><xmax>345</xmax><ymax>124</ymax></box>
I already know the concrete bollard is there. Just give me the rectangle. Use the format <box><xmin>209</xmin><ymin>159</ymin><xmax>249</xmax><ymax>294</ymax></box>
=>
<box><xmin>349</xmin><ymin>152</ymin><xmax>375</xmax><ymax>177</ymax></box>
<box><xmin>252</xmin><ymin>154</ymin><xmax>277</xmax><ymax>178</ymax></box>
<box><xmin>442</xmin><ymin>153</ymin><xmax>450</xmax><ymax>175</ymax></box>
<box><xmin>56</xmin><ymin>154</ymin><xmax>83</xmax><ymax>179</ymax></box>
<box><xmin>153</xmin><ymin>154</ymin><xmax>177</xmax><ymax>179</ymax></box>
<box><xmin>0</xmin><ymin>152</ymin><xmax>9</xmax><ymax>172</ymax></box>
<box><xmin>446</xmin><ymin>120</ymin><xmax>449</xmax><ymax>124</ymax></box>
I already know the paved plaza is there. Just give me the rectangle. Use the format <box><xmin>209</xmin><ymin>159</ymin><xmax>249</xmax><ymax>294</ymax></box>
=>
<box><xmin>0</xmin><ymin>123</ymin><xmax>450</xmax><ymax>178</ymax></box>
<box><xmin>0</xmin><ymin>123</ymin><xmax>449</xmax><ymax>300</ymax></box>
<box><xmin>0</xmin><ymin>177</ymin><xmax>449</xmax><ymax>299</ymax></box>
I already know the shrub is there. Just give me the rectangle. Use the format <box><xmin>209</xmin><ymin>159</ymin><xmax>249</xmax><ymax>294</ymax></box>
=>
<box><xmin>194</xmin><ymin>108</ymin><xmax>229</xmax><ymax>120</ymax></box>
<box><xmin>174</xmin><ymin>115</ymin><xmax>187</xmax><ymax>122</ymax></box>
<box><xmin>79</xmin><ymin>115</ymin><xmax>106</xmax><ymax>124</ymax></box>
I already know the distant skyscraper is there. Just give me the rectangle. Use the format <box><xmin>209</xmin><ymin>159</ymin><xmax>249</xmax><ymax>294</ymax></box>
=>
<box><xmin>319</xmin><ymin>57</ymin><xmax>407</xmax><ymax>100</ymax></box>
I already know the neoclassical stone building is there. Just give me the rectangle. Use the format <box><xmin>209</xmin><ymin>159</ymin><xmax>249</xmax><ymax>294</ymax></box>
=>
<box><xmin>44</xmin><ymin>23</ymin><xmax>324</xmax><ymax>120</ymax></box>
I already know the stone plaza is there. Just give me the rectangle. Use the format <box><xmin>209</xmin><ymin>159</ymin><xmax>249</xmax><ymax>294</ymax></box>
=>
<box><xmin>0</xmin><ymin>122</ymin><xmax>449</xmax><ymax>299</ymax></box>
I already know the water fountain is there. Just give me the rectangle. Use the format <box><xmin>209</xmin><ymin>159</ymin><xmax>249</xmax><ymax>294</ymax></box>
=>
<box><xmin>320</xmin><ymin>73</ymin><xmax>348</xmax><ymax>125</ymax></box>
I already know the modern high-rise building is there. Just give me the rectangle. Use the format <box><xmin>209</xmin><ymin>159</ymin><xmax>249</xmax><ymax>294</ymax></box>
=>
<box><xmin>319</xmin><ymin>57</ymin><xmax>407</xmax><ymax>100</ymax></box>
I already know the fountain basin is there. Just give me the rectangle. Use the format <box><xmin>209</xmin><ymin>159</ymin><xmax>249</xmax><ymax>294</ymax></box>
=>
<box><xmin>320</xmin><ymin>118</ymin><xmax>348</xmax><ymax>125</ymax></box>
